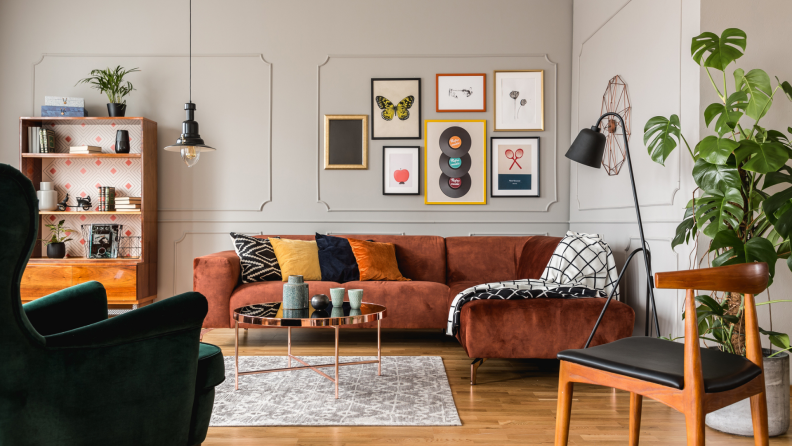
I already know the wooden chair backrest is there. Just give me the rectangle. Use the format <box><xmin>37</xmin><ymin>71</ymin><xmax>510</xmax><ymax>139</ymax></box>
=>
<box><xmin>654</xmin><ymin>263</ymin><xmax>769</xmax><ymax>395</ymax></box>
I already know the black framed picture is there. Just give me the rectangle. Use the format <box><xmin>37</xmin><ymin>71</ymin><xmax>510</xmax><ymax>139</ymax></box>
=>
<box><xmin>490</xmin><ymin>137</ymin><xmax>540</xmax><ymax>197</ymax></box>
<box><xmin>371</xmin><ymin>78</ymin><xmax>421</xmax><ymax>140</ymax></box>
<box><xmin>89</xmin><ymin>223</ymin><xmax>121</xmax><ymax>258</ymax></box>
<box><xmin>383</xmin><ymin>146</ymin><xmax>420</xmax><ymax>195</ymax></box>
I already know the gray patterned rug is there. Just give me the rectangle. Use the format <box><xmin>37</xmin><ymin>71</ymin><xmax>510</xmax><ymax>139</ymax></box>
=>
<box><xmin>210</xmin><ymin>356</ymin><xmax>461</xmax><ymax>426</ymax></box>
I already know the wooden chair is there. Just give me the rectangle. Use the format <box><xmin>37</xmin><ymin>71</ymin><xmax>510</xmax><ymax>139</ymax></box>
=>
<box><xmin>553</xmin><ymin>263</ymin><xmax>770</xmax><ymax>446</ymax></box>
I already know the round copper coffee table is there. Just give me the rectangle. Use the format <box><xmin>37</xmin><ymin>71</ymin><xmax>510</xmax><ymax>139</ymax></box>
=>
<box><xmin>232</xmin><ymin>302</ymin><xmax>387</xmax><ymax>399</ymax></box>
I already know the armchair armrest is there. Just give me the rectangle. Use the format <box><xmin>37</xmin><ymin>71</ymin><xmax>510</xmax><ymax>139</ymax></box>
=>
<box><xmin>45</xmin><ymin>291</ymin><xmax>208</xmax><ymax>349</ymax></box>
<box><xmin>193</xmin><ymin>250</ymin><xmax>240</xmax><ymax>328</ymax></box>
<box><xmin>23</xmin><ymin>281</ymin><xmax>108</xmax><ymax>336</ymax></box>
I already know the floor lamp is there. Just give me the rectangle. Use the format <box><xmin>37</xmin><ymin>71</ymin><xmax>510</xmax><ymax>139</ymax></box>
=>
<box><xmin>566</xmin><ymin>112</ymin><xmax>661</xmax><ymax>345</ymax></box>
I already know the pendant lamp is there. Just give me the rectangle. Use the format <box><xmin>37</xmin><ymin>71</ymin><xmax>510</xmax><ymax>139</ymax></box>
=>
<box><xmin>164</xmin><ymin>0</ymin><xmax>215</xmax><ymax>167</ymax></box>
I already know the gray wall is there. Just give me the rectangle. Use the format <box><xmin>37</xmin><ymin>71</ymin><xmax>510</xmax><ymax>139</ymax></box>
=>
<box><xmin>0</xmin><ymin>0</ymin><xmax>573</xmax><ymax>298</ymax></box>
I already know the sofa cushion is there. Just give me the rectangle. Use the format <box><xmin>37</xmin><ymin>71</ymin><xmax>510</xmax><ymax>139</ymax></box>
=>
<box><xmin>269</xmin><ymin>238</ymin><xmax>322</xmax><ymax>281</ymax></box>
<box><xmin>229</xmin><ymin>280</ymin><xmax>342</xmax><ymax>326</ymax></box>
<box><xmin>230</xmin><ymin>233</ymin><xmax>281</xmax><ymax>283</ymax></box>
<box><xmin>348</xmin><ymin>238</ymin><xmax>410</xmax><ymax>281</ymax></box>
<box><xmin>196</xmin><ymin>343</ymin><xmax>225</xmax><ymax>390</ymax></box>
<box><xmin>342</xmin><ymin>281</ymin><xmax>450</xmax><ymax>329</ymax></box>
<box><xmin>315</xmin><ymin>233</ymin><xmax>361</xmax><ymax>283</ymax></box>
<box><xmin>516</xmin><ymin>236</ymin><xmax>561</xmax><ymax>279</ymax></box>
<box><xmin>445</xmin><ymin>236</ymin><xmax>535</xmax><ymax>284</ymax></box>
<box><xmin>447</xmin><ymin>281</ymin><xmax>481</xmax><ymax>308</ymax></box>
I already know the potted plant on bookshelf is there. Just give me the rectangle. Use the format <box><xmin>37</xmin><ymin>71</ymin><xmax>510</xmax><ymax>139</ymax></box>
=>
<box><xmin>645</xmin><ymin>28</ymin><xmax>792</xmax><ymax>436</ymax></box>
<box><xmin>75</xmin><ymin>66</ymin><xmax>140</xmax><ymax>117</ymax></box>
<box><xmin>41</xmin><ymin>219</ymin><xmax>76</xmax><ymax>259</ymax></box>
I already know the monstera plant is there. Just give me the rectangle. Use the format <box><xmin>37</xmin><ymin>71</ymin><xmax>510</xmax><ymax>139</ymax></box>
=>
<box><xmin>645</xmin><ymin>28</ymin><xmax>792</xmax><ymax>357</ymax></box>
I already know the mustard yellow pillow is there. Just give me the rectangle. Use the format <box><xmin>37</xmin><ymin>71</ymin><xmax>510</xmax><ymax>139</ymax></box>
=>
<box><xmin>269</xmin><ymin>238</ymin><xmax>322</xmax><ymax>282</ymax></box>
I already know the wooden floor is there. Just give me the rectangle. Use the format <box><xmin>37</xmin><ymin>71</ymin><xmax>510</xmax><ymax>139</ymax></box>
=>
<box><xmin>202</xmin><ymin>328</ymin><xmax>792</xmax><ymax>445</ymax></box>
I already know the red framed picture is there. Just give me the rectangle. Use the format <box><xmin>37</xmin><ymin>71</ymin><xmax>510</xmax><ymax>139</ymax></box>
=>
<box><xmin>435</xmin><ymin>73</ymin><xmax>486</xmax><ymax>113</ymax></box>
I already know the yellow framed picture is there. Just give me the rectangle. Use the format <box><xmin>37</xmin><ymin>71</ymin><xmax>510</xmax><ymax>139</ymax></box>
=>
<box><xmin>324</xmin><ymin>114</ymin><xmax>368</xmax><ymax>170</ymax></box>
<box><xmin>424</xmin><ymin>120</ymin><xmax>487</xmax><ymax>205</ymax></box>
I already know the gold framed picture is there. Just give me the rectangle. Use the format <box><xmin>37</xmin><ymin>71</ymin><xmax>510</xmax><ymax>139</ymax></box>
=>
<box><xmin>424</xmin><ymin>120</ymin><xmax>487</xmax><ymax>205</ymax></box>
<box><xmin>494</xmin><ymin>70</ymin><xmax>544</xmax><ymax>131</ymax></box>
<box><xmin>324</xmin><ymin>115</ymin><xmax>368</xmax><ymax>170</ymax></box>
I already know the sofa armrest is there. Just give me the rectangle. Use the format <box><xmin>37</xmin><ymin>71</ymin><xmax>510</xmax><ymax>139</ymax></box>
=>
<box><xmin>23</xmin><ymin>281</ymin><xmax>109</xmax><ymax>336</ymax></box>
<box><xmin>193</xmin><ymin>250</ymin><xmax>240</xmax><ymax>328</ymax></box>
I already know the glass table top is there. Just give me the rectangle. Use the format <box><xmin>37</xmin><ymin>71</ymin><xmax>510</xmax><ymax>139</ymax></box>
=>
<box><xmin>233</xmin><ymin>302</ymin><xmax>387</xmax><ymax>327</ymax></box>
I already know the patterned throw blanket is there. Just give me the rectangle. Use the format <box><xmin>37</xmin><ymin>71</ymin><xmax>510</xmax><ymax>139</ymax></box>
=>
<box><xmin>445</xmin><ymin>232</ymin><xmax>619</xmax><ymax>336</ymax></box>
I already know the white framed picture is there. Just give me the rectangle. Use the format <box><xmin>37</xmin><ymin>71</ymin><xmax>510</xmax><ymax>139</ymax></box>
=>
<box><xmin>491</xmin><ymin>137</ymin><xmax>539</xmax><ymax>197</ymax></box>
<box><xmin>494</xmin><ymin>70</ymin><xmax>544</xmax><ymax>131</ymax></box>
<box><xmin>383</xmin><ymin>146</ymin><xmax>420</xmax><ymax>195</ymax></box>
<box><xmin>436</xmin><ymin>73</ymin><xmax>486</xmax><ymax>112</ymax></box>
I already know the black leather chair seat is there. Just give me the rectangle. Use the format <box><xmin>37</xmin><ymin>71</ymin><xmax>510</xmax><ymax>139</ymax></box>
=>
<box><xmin>557</xmin><ymin>337</ymin><xmax>762</xmax><ymax>393</ymax></box>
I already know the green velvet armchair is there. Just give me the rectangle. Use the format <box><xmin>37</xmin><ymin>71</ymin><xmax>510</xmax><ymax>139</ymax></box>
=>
<box><xmin>0</xmin><ymin>163</ymin><xmax>225</xmax><ymax>446</ymax></box>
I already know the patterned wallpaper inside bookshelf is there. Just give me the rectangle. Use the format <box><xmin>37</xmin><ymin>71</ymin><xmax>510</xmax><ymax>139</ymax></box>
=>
<box><xmin>34</xmin><ymin>120</ymin><xmax>142</xmax><ymax>154</ymax></box>
<box><xmin>42</xmin><ymin>213</ymin><xmax>142</xmax><ymax>258</ymax></box>
<box><xmin>43</xmin><ymin>157</ymin><xmax>142</xmax><ymax>199</ymax></box>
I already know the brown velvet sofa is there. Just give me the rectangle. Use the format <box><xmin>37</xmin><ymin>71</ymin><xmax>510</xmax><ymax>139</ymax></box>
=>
<box><xmin>194</xmin><ymin>235</ymin><xmax>635</xmax><ymax>381</ymax></box>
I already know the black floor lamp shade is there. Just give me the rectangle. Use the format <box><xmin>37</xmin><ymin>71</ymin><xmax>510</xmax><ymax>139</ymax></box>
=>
<box><xmin>566</xmin><ymin>126</ymin><xmax>606</xmax><ymax>169</ymax></box>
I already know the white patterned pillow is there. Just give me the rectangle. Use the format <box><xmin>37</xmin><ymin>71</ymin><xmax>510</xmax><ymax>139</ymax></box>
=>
<box><xmin>230</xmin><ymin>233</ymin><xmax>281</xmax><ymax>283</ymax></box>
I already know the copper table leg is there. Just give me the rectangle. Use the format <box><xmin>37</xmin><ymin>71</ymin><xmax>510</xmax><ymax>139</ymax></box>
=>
<box><xmin>234</xmin><ymin>321</ymin><xmax>239</xmax><ymax>390</ymax></box>
<box><xmin>287</xmin><ymin>327</ymin><xmax>292</xmax><ymax>368</ymax></box>
<box><xmin>377</xmin><ymin>319</ymin><xmax>382</xmax><ymax>376</ymax></box>
<box><xmin>334</xmin><ymin>326</ymin><xmax>340</xmax><ymax>399</ymax></box>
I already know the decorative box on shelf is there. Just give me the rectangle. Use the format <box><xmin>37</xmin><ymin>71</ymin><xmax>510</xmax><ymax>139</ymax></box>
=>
<box><xmin>18</xmin><ymin>117</ymin><xmax>158</xmax><ymax>310</ymax></box>
<box><xmin>41</xmin><ymin>106</ymin><xmax>86</xmax><ymax>117</ymax></box>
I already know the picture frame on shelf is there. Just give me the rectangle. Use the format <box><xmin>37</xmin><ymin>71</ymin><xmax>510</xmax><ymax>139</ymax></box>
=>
<box><xmin>383</xmin><ymin>146</ymin><xmax>420</xmax><ymax>195</ymax></box>
<box><xmin>424</xmin><ymin>120</ymin><xmax>487</xmax><ymax>205</ymax></box>
<box><xmin>324</xmin><ymin>114</ymin><xmax>368</xmax><ymax>170</ymax></box>
<box><xmin>436</xmin><ymin>73</ymin><xmax>486</xmax><ymax>112</ymax></box>
<box><xmin>87</xmin><ymin>223</ymin><xmax>122</xmax><ymax>259</ymax></box>
<box><xmin>494</xmin><ymin>70</ymin><xmax>544</xmax><ymax>131</ymax></box>
<box><xmin>371</xmin><ymin>78</ymin><xmax>421</xmax><ymax>140</ymax></box>
<box><xmin>491</xmin><ymin>137</ymin><xmax>539</xmax><ymax>197</ymax></box>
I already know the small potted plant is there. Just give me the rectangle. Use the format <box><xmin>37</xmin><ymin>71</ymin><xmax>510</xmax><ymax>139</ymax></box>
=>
<box><xmin>75</xmin><ymin>66</ymin><xmax>140</xmax><ymax>117</ymax></box>
<box><xmin>41</xmin><ymin>219</ymin><xmax>77</xmax><ymax>259</ymax></box>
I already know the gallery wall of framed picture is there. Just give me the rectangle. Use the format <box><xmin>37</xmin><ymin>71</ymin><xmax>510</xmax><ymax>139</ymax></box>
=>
<box><xmin>324</xmin><ymin>114</ymin><xmax>368</xmax><ymax>169</ymax></box>
<box><xmin>424</xmin><ymin>120</ymin><xmax>486</xmax><ymax>205</ymax></box>
<box><xmin>491</xmin><ymin>137</ymin><xmax>539</xmax><ymax>197</ymax></box>
<box><xmin>436</xmin><ymin>73</ymin><xmax>486</xmax><ymax>112</ymax></box>
<box><xmin>371</xmin><ymin>78</ymin><xmax>421</xmax><ymax>140</ymax></box>
<box><xmin>383</xmin><ymin>146</ymin><xmax>420</xmax><ymax>195</ymax></box>
<box><xmin>494</xmin><ymin>70</ymin><xmax>544</xmax><ymax>131</ymax></box>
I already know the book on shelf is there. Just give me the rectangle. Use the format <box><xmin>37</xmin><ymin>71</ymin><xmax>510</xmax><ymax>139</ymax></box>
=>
<box><xmin>69</xmin><ymin>145</ymin><xmax>102</xmax><ymax>153</ymax></box>
<box><xmin>38</xmin><ymin>128</ymin><xmax>55</xmax><ymax>153</ymax></box>
<box><xmin>115</xmin><ymin>204</ymin><xmax>141</xmax><ymax>210</ymax></box>
<box><xmin>115</xmin><ymin>197</ymin><xmax>141</xmax><ymax>203</ymax></box>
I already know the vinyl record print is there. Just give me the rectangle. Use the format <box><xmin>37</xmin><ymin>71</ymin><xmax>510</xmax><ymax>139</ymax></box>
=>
<box><xmin>439</xmin><ymin>126</ymin><xmax>472</xmax><ymax>157</ymax></box>
<box><xmin>439</xmin><ymin>153</ymin><xmax>472</xmax><ymax>177</ymax></box>
<box><xmin>424</xmin><ymin>120</ymin><xmax>486</xmax><ymax>205</ymax></box>
<box><xmin>439</xmin><ymin>173</ymin><xmax>471</xmax><ymax>198</ymax></box>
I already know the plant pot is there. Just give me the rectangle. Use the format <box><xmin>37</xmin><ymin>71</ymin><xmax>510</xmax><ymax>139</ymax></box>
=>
<box><xmin>46</xmin><ymin>242</ymin><xmax>66</xmax><ymax>259</ymax></box>
<box><xmin>107</xmin><ymin>103</ymin><xmax>126</xmax><ymax>117</ymax></box>
<box><xmin>705</xmin><ymin>349</ymin><xmax>789</xmax><ymax>436</ymax></box>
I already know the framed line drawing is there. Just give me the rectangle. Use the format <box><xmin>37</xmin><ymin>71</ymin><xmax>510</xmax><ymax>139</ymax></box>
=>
<box><xmin>494</xmin><ymin>70</ymin><xmax>544</xmax><ymax>131</ymax></box>
<box><xmin>491</xmin><ymin>136</ymin><xmax>539</xmax><ymax>197</ymax></box>
<box><xmin>436</xmin><ymin>73</ymin><xmax>486</xmax><ymax>112</ymax></box>
<box><xmin>383</xmin><ymin>146</ymin><xmax>420</xmax><ymax>195</ymax></box>
<box><xmin>371</xmin><ymin>78</ymin><xmax>421</xmax><ymax>140</ymax></box>
<box><xmin>324</xmin><ymin>115</ymin><xmax>368</xmax><ymax>169</ymax></box>
<box><xmin>424</xmin><ymin>120</ymin><xmax>487</xmax><ymax>205</ymax></box>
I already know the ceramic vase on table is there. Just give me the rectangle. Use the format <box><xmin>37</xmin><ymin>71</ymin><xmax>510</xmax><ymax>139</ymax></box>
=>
<box><xmin>115</xmin><ymin>130</ymin><xmax>130</xmax><ymax>153</ymax></box>
<box><xmin>37</xmin><ymin>182</ymin><xmax>58</xmax><ymax>211</ymax></box>
<box><xmin>283</xmin><ymin>275</ymin><xmax>308</xmax><ymax>310</ymax></box>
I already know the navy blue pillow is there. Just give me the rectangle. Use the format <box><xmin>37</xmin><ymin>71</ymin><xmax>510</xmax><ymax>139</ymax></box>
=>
<box><xmin>315</xmin><ymin>233</ymin><xmax>361</xmax><ymax>283</ymax></box>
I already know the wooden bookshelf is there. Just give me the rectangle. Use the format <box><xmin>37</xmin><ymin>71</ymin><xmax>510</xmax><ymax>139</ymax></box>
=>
<box><xmin>18</xmin><ymin>117</ymin><xmax>158</xmax><ymax>308</ymax></box>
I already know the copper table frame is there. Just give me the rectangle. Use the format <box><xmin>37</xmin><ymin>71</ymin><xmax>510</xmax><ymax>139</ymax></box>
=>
<box><xmin>232</xmin><ymin>303</ymin><xmax>387</xmax><ymax>399</ymax></box>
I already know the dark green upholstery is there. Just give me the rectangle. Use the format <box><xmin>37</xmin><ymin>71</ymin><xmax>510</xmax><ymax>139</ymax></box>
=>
<box><xmin>0</xmin><ymin>163</ymin><xmax>224</xmax><ymax>446</ymax></box>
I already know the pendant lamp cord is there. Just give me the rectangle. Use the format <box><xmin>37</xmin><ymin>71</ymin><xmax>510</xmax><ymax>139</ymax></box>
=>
<box><xmin>189</xmin><ymin>0</ymin><xmax>192</xmax><ymax>103</ymax></box>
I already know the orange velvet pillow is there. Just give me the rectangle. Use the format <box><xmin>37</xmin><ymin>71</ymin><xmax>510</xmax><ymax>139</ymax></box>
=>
<box><xmin>347</xmin><ymin>238</ymin><xmax>410</xmax><ymax>281</ymax></box>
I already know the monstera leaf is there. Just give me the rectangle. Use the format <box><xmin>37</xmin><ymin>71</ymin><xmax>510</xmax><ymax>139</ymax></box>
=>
<box><xmin>762</xmin><ymin>186</ymin><xmax>792</xmax><ymax>227</ymax></box>
<box><xmin>764</xmin><ymin>165</ymin><xmax>792</xmax><ymax>189</ymax></box>
<box><xmin>733</xmin><ymin>139</ymin><xmax>788</xmax><ymax>173</ymax></box>
<box><xmin>703</xmin><ymin>91</ymin><xmax>747</xmax><ymax>136</ymax></box>
<box><xmin>710</xmin><ymin>230</ymin><xmax>777</xmax><ymax>282</ymax></box>
<box><xmin>698</xmin><ymin>135</ymin><xmax>739</xmax><ymax>165</ymax></box>
<box><xmin>691</xmin><ymin>28</ymin><xmax>746</xmax><ymax>70</ymax></box>
<box><xmin>644</xmin><ymin>114</ymin><xmax>681</xmax><ymax>165</ymax></box>
<box><xmin>692</xmin><ymin>158</ymin><xmax>740</xmax><ymax>193</ymax></box>
<box><xmin>695</xmin><ymin>188</ymin><xmax>744</xmax><ymax>238</ymax></box>
<box><xmin>734</xmin><ymin>68</ymin><xmax>773</xmax><ymax>120</ymax></box>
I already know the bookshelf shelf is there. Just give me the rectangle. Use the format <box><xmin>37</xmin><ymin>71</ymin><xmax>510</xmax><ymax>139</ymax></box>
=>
<box><xmin>19</xmin><ymin>116</ymin><xmax>158</xmax><ymax>308</ymax></box>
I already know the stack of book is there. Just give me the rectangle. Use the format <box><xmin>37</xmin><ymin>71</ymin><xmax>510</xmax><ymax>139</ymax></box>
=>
<box><xmin>70</xmin><ymin>145</ymin><xmax>102</xmax><ymax>154</ymax></box>
<box><xmin>27</xmin><ymin>127</ymin><xmax>55</xmax><ymax>153</ymax></box>
<box><xmin>115</xmin><ymin>197</ymin><xmax>141</xmax><ymax>211</ymax></box>
<box><xmin>98</xmin><ymin>186</ymin><xmax>115</xmax><ymax>212</ymax></box>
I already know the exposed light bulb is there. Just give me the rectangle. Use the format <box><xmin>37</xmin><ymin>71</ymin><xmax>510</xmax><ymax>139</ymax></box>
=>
<box><xmin>181</xmin><ymin>146</ymin><xmax>201</xmax><ymax>167</ymax></box>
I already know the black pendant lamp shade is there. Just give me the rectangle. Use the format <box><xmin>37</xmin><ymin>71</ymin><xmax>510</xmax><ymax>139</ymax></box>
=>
<box><xmin>565</xmin><ymin>126</ymin><xmax>606</xmax><ymax>169</ymax></box>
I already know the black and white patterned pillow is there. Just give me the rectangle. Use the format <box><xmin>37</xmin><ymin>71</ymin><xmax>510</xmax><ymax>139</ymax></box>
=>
<box><xmin>230</xmin><ymin>233</ymin><xmax>281</xmax><ymax>283</ymax></box>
